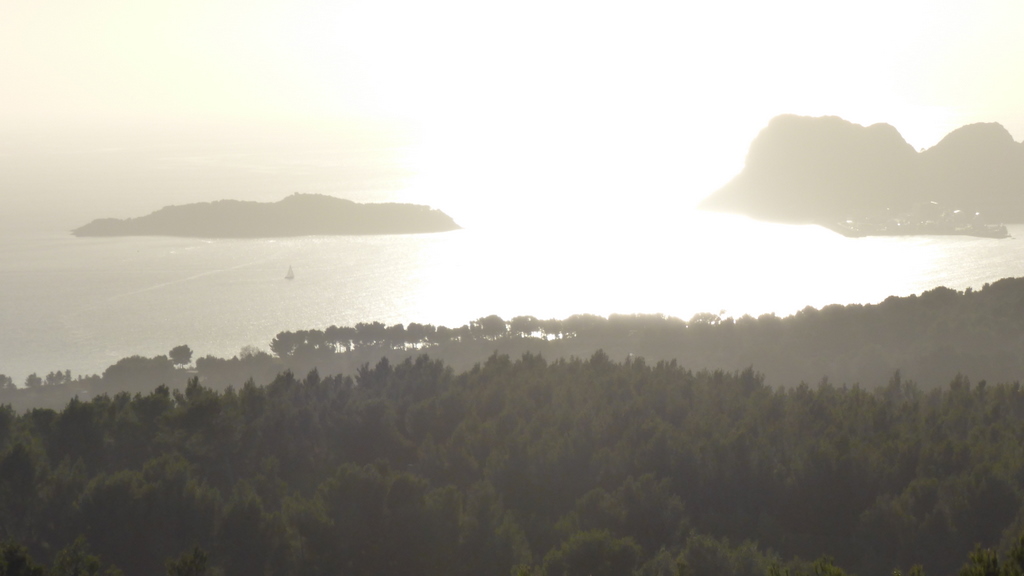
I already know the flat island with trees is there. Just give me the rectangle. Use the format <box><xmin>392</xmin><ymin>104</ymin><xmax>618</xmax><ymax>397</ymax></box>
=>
<box><xmin>71</xmin><ymin>193</ymin><xmax>461</xmax><ymax>238</ymax></box>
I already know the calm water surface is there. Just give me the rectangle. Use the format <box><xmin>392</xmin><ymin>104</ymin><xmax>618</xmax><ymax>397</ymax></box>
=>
<box><xmin>2</xmin><ymin>212</ymin><xmax>1023</xmax><ymax>381</ymax></box>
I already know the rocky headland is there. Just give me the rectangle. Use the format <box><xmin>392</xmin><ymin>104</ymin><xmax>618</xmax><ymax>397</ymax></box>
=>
<box><xmin>699</xmin><ymin>115</ymin><xmax>1024</xmax><ymax>236</ymax></box>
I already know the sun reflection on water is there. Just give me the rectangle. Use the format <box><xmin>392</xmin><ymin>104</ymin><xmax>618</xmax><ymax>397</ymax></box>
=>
<box><xmin>2</xmin><ymin>219</ymin><xmax>1022</xmax><ymax>381</ymax></box>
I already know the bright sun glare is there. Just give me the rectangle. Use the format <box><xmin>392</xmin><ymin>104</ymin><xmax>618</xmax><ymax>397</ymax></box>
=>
<box><xmin>300</xmin><ymin>0</ymin><xmax>1024</xmax><ymax>232</ymax></box>
<box><xmin>1</xmin><ymin>0</ymin><xmax>1023</xmax><ymax>234</ymax></box>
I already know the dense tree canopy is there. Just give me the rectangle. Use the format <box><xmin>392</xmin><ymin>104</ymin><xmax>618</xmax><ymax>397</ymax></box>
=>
<box><xmin>5</xmin><ymin>279</ymin><xmax>1024</xmax><ymax>573</ymax></box>
<box><xmin>2</xmin><ymin>353</ymin><xmax>1024</xmax><ymax>574</ymax></box>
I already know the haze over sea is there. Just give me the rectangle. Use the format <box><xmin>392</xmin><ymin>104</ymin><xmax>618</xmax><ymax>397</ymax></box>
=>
<box><xmin>5</xmin><ymin>0</ymin><xmax>1024</xmax><ymax>388</ymax></box>
<box><xmin>3</xmin><ymin>119</ymin><xmax>1022</xmax><ymax>386</ymax></box>
<box><xmin>3</xmin><ymin>210</ymin><xmax>1023</xmax><ymax>383</ymax></box>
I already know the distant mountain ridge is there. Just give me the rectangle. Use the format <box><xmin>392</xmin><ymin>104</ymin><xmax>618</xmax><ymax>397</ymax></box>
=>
<box><xmin>72</xmin><ymin>193</ymin><xmax>461</xmax><ymax>237</ymax></box>
<box><xmin>700</xmin><ymin>115</ymin><xmax>1024</xmax><ymax>227</ymax></box>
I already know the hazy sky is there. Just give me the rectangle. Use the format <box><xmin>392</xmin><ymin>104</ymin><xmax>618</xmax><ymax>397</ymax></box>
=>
<box><xmin>3</xmin><ymin>0</ymin><xmax>1023</xmax><ymax>232</ymax></box>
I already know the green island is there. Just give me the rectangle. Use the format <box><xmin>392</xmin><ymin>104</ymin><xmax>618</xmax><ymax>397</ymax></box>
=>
<box><xmin>7</xmin><ymin>280</ymin><xmax>1024</xmax><ymax>574</ymax></box>
<box><xmin>71</xmin><ymin>193</ymin><xmax>461</xmax><ymax>238</ymax></box>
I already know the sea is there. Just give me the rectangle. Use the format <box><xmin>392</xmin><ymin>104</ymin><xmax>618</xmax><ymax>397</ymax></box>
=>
<box><xmin>2</xmin><ymin>212</ymin><xmax>1024</xmax><ymax>383</ymax></box>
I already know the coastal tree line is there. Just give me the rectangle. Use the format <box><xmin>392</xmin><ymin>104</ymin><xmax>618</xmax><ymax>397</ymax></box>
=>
<box><xmin>258</xmin><ymin>277</ymin><xmax>1024</xmax><ymax>390</ymax></box>
<box><xmin>4</xmin><ymin>353</ymin><xmax>1024</xmax><ymax>574</ymax></box>
<box><xmin>6</xmin><ymin>277</ymin><xmax>1024</xmax><ymax>412</ymax></box>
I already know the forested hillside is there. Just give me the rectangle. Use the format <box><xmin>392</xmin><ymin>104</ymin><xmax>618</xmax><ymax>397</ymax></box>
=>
<box><xmin>251</xmin><ymin>277</ymin><xmax>1024</xmax><ymax>391</ymax></box>
<box><xmin>5</xmin><ymin>279</ymin><xmax>1024</xmax><ymax>574</ymax></box>
<box><xmin>197</xmin><ymin>276</ymin><xmax>1024</xmax><ymax>393</ymax></box>
<box><xmin>8</xmin><ymin>277</ymin><xmax>1024</xmax><ymax>412</ymax></box>
<box><xmin>3</xmin><ymin>354</ymin><xmax>1024</xmax><ymax>575</ymax></box>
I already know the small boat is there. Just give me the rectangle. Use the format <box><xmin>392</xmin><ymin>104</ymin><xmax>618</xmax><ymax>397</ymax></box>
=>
<box><xmin>285</xmin><ymin>265</ymin><xmax>294</xmax><ymax>280</ymax></box>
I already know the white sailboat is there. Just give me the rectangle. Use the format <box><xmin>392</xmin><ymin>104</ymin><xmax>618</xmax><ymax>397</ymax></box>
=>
<box><xmin>285</xmin><ymin>265</ymin><xmax>294</xmax><ymax>280</ymax></box>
